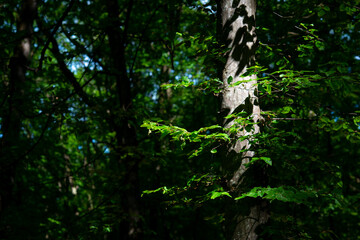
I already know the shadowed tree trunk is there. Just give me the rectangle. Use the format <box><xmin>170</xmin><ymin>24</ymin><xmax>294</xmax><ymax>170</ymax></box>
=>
<box><xmin>105</xmin><ymin>0</ymin><xmax>142</xmax><ymax>239</ymax></box>
<box><xmin>217</xmin><ymin>0</ymin><xmax>268</xmax><ymax>239</ymax></box>
<box><xmin>0</xmin><ymin>0</ymin><xmax>37</xmax><ymax>227</ymax></box>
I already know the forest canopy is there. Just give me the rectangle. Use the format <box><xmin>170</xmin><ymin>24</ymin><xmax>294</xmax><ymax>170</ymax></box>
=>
<box><xmin>1</xmin><ymin>0</ymin><xmax>360</xmax><ymax>239</ymax></box>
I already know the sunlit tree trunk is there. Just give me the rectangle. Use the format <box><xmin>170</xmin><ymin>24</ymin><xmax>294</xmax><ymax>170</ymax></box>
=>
<box><xmin>0</xmin><ymin>0</ymin><xmax>37</xmax><ymax>222</ymax></box>
<box><xmin>217</xmin><ymin>0</ymin><xmax>268</xmax><ymax>239</ymax></box>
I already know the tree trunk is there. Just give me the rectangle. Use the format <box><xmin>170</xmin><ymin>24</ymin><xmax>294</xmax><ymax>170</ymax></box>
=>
<box><xmin>217</xmin><ymin>0</ymin><xmax>268</xmax><ymax>239</ymax></box>
<box><xmin>0</xmin><ymin>0</ymin><xmax>37</xmax><ymax>221</ymax></box>
<box><xmin>105</xmin><ymin>0</ymin><xmax>142</xmax><ymax>239</ymax></box>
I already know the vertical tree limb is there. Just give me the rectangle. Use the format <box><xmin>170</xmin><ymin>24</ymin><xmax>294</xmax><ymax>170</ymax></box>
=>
<box><xmin>218</xmin><ymin>0</ymin><xmax>268</xmax><ymax>239</ymax></box>
<box><xmin>106</xmin><ymin>0</ymin><xmax>142</xmax><ymax>239</ymax></box>
<box><xmin>0</xmin><ymin>0</ymin><xmax>37</xmax><ymax>229</ymax></box>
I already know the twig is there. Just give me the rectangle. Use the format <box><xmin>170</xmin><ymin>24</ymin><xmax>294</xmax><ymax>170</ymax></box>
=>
<box><xmin>272</xmin><ymin>118</ymin><xmax>314</xmax><ymax>121</ymax></box>
<box><xmin>273</xmin><ymin>12</ymin><xmax>294</xmax><ymax>19</ymax></box>
<box><xmin>273</xmin><ymin>11</ymin><xmax>324</xmax><ymax>41</ymax></box>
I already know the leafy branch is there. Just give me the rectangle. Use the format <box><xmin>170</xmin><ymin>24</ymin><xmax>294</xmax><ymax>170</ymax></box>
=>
<box><xmin>141</xmin><ymin>121</ymin><xmax>230</xmax><ymax>157</ymax></box>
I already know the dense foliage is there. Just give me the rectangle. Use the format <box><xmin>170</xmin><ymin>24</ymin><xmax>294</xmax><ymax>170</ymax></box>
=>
<box><xmin>1</xmin><ymin>0</ymin><xmax>360</xmax><ymax>239</ymax></box>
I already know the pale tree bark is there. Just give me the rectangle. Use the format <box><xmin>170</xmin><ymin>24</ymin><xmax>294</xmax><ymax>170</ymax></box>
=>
<box><xmin>0</xmin><ymin>0</ymin><xmax>37</xmax><ymax>218</ymax></box>
<box><xmin>217</xmin><ymin>0</ymin><xmax>268</xmax><ymax>239</ymax></box>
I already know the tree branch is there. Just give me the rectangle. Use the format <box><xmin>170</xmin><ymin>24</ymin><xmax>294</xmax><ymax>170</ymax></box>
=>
<box><xmin>36</xmin><ymin>0</ymin><xmax>76</xmax><ymax>72</ymax></box>
<box><xmin>272</xmin><ymin>118</ymin><xmax>314</xmax><ymax>121</ymax></box>
<box><xmin>49</xmin><ymin>36</ymin><xmax>93</xmax><ymax>106</ymax></box>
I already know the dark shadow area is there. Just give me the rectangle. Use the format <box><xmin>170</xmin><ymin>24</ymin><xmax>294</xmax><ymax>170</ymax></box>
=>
<box><xmin>221</xmin><ymin>3</ymin><xmax>257</xmax><ymax>78</ymax></box>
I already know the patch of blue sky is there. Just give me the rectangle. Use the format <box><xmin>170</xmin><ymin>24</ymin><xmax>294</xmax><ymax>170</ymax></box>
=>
<box><xmin>2</xmin><ymin>20</ymin><xmax>17</xmax><ymax>32</ymax></box>
<box><xmin>341</xmin><ymin>33</ymin><xmax>350</xmax><ymax>41</ymax></box>
<box><xmin>79</xmin><ymin>116</ymin><xmax>87</xmax><ymax>122</ymax></box>
<box><xmin>150</xmin><ymin>84</ymin><xmax>159</xmax><ymax>101</ymax></box>
<box><xmin>70</xmin><ymin>55</ymin><xmax>96</xmax><ymax>72</ymax></box>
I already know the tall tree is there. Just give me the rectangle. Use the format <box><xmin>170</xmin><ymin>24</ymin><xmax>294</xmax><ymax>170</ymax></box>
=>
<box><xmin>105</xmin><ymin>0</ymin><xmax>142</xmax><ymax>238</ymax></box>
<box><xmin>0</xmin><ymin>0</ymin><xmax>37</xmax><ymax>232</ymax></box>
<box><xmin>218</xmin><ymin>0</ymin><xmax>268</xmax><ymax>239</ymax></box>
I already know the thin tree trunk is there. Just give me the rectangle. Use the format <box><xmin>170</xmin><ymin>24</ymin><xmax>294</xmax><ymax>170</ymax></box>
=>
<box><xmin>0</xmin><ymin>0</ymin><xmax>37</xmax><ymax>221</ymax></box>
<box><xmin>106</xmin><ymin>0</ymin><xmax>142</xmax><ymax>239</ymax></box>
<box><xmin>217</xmin><ymin>0</ymin><xmax>268</xmax><ymax>239</ymax></box>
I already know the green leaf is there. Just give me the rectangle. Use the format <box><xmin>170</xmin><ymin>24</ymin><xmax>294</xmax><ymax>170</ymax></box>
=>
<box><xmin>281</xmin><ymin>106</ymin><xmax>293</xmax><ymax>114</ymax></box>
<box><xmin>260</xmin><ymin>157</ymin><xmax>272</xmax><ymax>166</ymax></box>
<box><xmin>246</xmin><ymin>157</ymin><xmax>272</xmax><ymax>166</ymax></box>
<box><xmin>210</xmin><ymin>191</ymin><xmax>232</xmax><ymax>199</ymax></box>
<box><xmin>141</xmin><ymin>187</ymin><xmax>163</xmax><ymax>197</ymax></box>
<box><xmin>48</xmin><ymin>218</ymin><xmax>61</xmax><ymax>225</ymax></box>
<box><xmin>235</xmin><ymin>186</ymin><xmax>316</xmax><ymax>204</ymax></box>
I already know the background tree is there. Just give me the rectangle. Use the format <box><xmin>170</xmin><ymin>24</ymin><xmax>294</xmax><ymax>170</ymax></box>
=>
<box><xmin>1</xmin><ymin>0</ymin><xmax>37</xmax><ymax>233</ymax></box>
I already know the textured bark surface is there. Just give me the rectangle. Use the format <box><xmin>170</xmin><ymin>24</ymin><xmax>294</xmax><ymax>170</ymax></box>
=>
<box><xmin>220</xmin><ymin>0</ymin><xmax>259</xmax><ymax>189</ymax></box>
<box><xmin>218</xmin><ymin>0</ymin><xmax>268</xmax><ymax>239</ymax></box>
